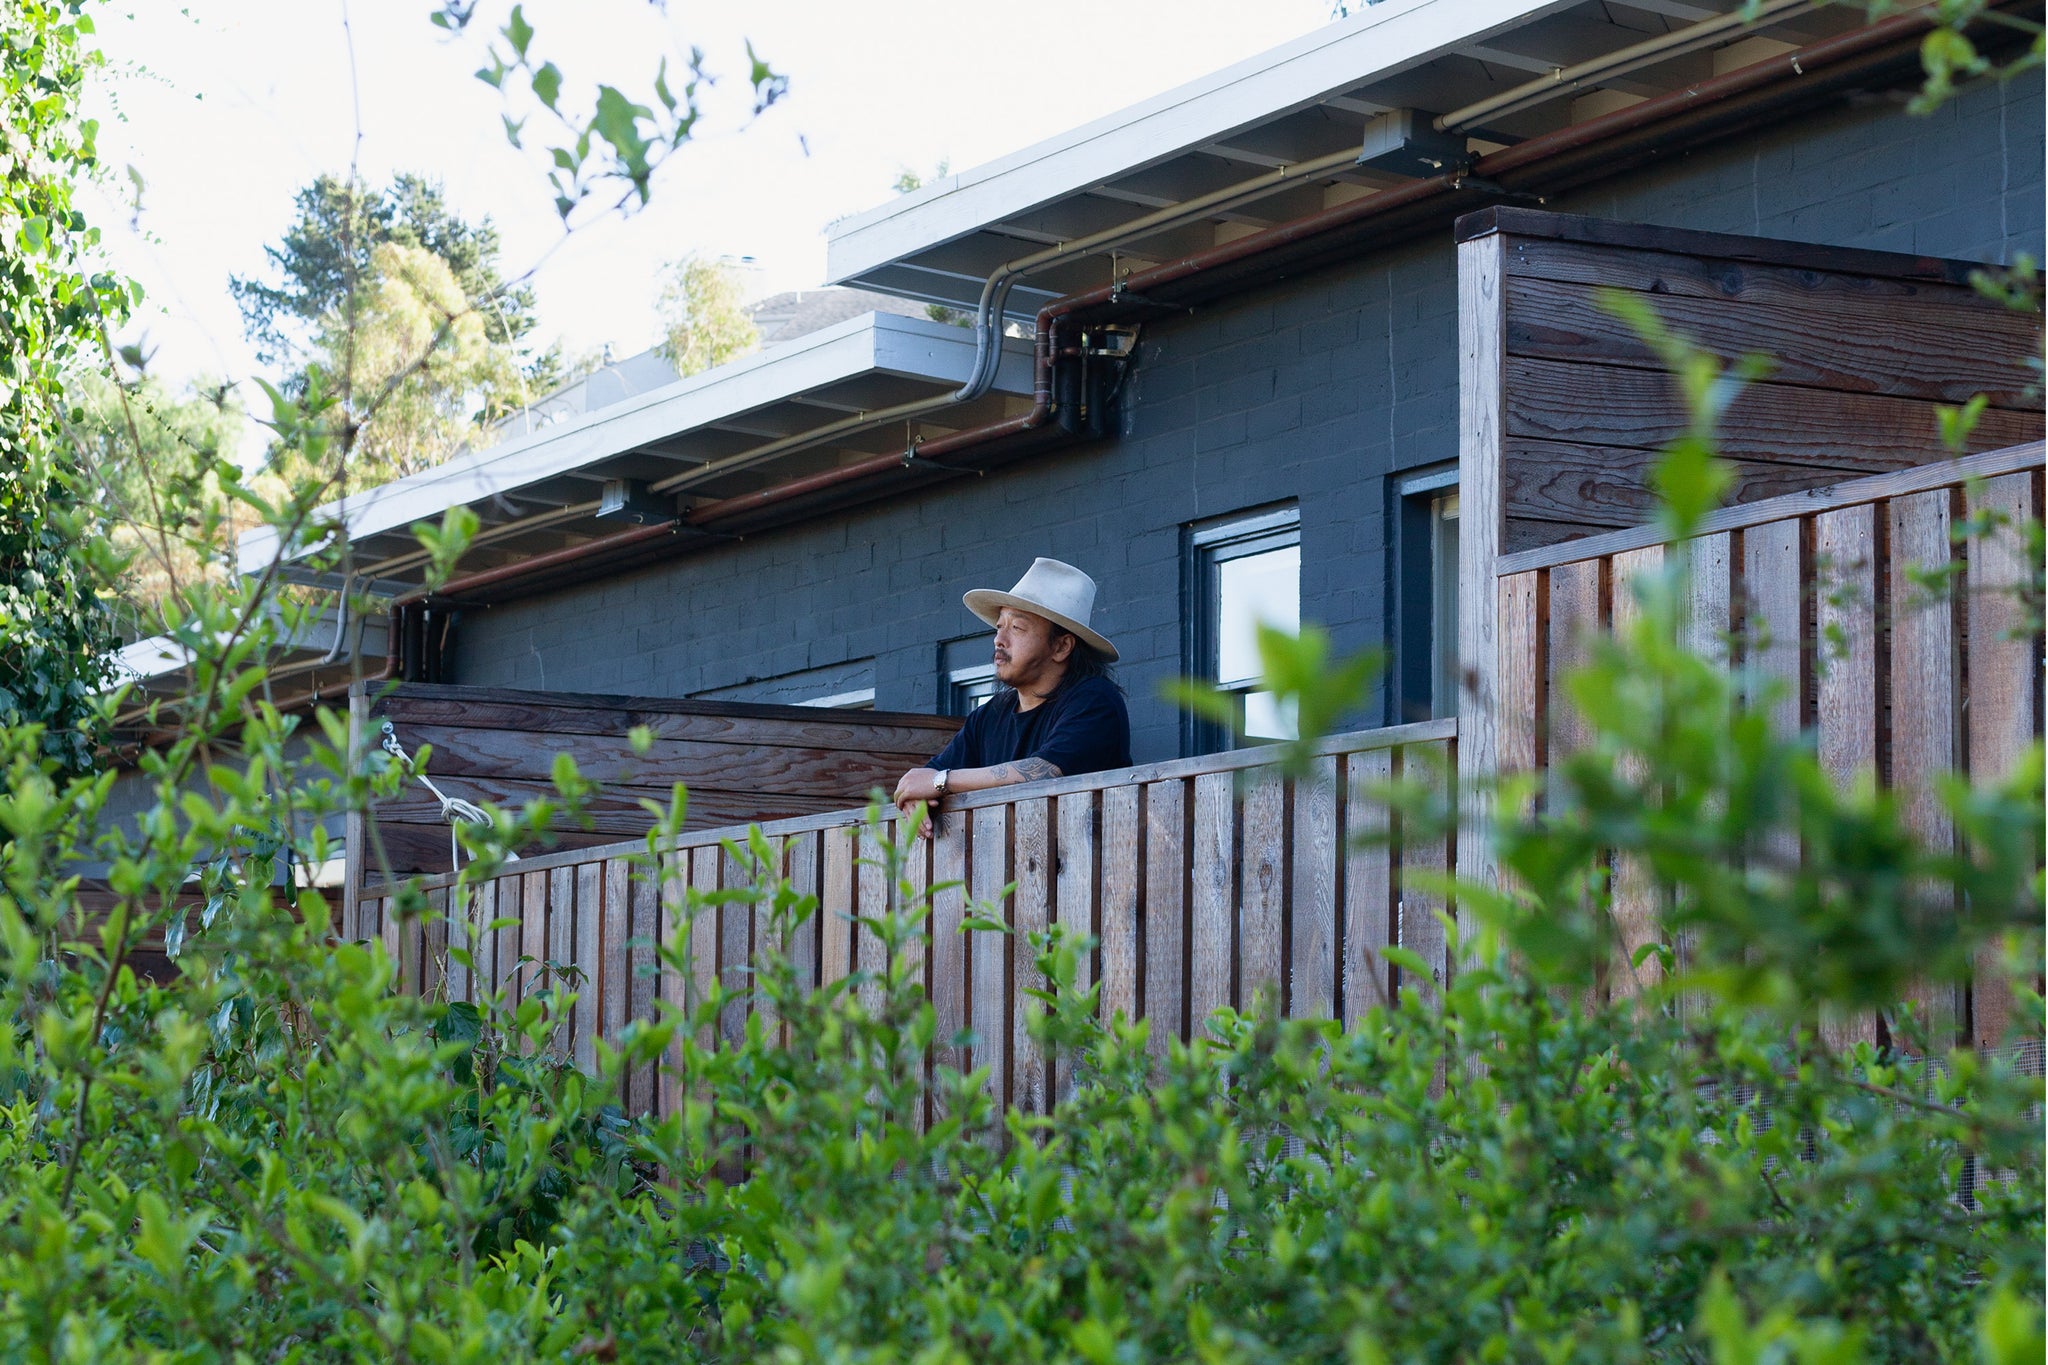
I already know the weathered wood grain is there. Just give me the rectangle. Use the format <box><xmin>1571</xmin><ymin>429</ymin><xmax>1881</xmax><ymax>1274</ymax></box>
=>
<box><xmin>1099</xmin><ymin>785</ymin><xmax>1142</xmax><ymax>1025</ymax></box>
<box><xmin>1290</xmin><ymin>756</ymin><xmax>1339</xmax><ymax>1020</ymax></box>
<box><xmin>574</xmin><ymin>860</ymin><xmax>602</xmax><ymax>1070</ymax></box>
<box><xmin>971</xmin><ymin>804</ymin><xmax>1012</xmax><ymax>1117</ymax></box>
<box><xmin>1240</xmin><ymin>767</ymin><xmax>1287</xmax><ymax>1014</ymax></box>
<box><xmin>1188</xmin><ymin>771</ymin><xmax>1236</xmax><ymax>1027</ymax></box>
<box><xmin>1503</xmin><ymin>269</ymin><xmax>2038</xmax><ymax>407</ymax></box>
<box><xmin>856</xmin><ymin>821</ymin><xmax>889</xmax><ymax>1018</ymax></box>
<box><xmin>1742</xmin><ymin>518</ymin><xmax>1805</xmax><ymax>741</ymax></box>
<box><xmin>629</xmin><ymin>856</ymin><xmax>661</xmax><ymax>1115</ymax></box>
<box><xmin>1506</xmin><ymin>357</ymin><xmax>2038</xmax><ymax>480</ymax></box>
<box><xmin>786</xmin><ymin>829</ymin><xmax>820</xmax><ymax>996</ymax></box>
<box><xmin>1144</xmin><ymin>779</ymin><xmax>1187</xmax><ymax>1057</ymax></box>
<box><xmin>928</xmin><ymin>810</ymin><xmax>970</xmax><ymax>1119</ymax></box>
<box><xmin>601</xmin><ymin>857</ymin><xmax>632</xmax><ymax>1062</ymax></box>
<box><xmin>688</xmin><ymin>846</ymin><xmax>721</xmax><ymax>1047</ymax></box>
<box><xmin>719</xmin><ymin>846</ymin><xmax>752</xmax><ymax>1050</ymax></box>
<box><xmin>1546</xmin><ymin>558</ymin><xmax>1603</xmax><ymax>772</ymax></box>
<box><xmin>1608</xmin><ymin>543</ymin><xmax>1665</xmax><ymax>1000</ymax></box>
<box><xmin>1963</xmin><ymin>472</ymin><xmax>2041</xmax><ymax>1052</ymax></box>
<box><xmin>1398</xmin><ymin>746</ymin><xmax>1450</xmax><ymax>1003</ymax></box>
<box><xmin>820</xmin><ymin>825</ymin><xmax>855</xmax><ymax>990</ymax></box>
<box><xmin>657</xmin><ymin>850</ymin><xmax>688</xmax><ymax>1120</ymax></box>
<box><xmin>1504</xmin><ymin>439</ymin><xmax>1889</xmax><ymax>552</ymax></box>
<box><xmin>1888</xmin><ymin>489</ymin><xmax>1962</xmax><ymax>1043</ymax></box>
<box><xmin>1012</xmin><ymin>798</ymin><xmax>1052</xmax><ymax>1116</ymax></box>
<box><xmin>1457</xmin><ymin>231</ymin><xmax>1507</xmax><ymax>901</ymax></box>
<box><xmin>1343</xmin><ymin>749</ymin><xmax>1395</xmax><ymax>1026</ymax></box>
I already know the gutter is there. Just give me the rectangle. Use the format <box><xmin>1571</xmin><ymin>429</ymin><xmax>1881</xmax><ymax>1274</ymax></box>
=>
<box><xmin>368</xmin><ymin>2</ymin><xmax>2004</xmax><ymax>662</ymax></box>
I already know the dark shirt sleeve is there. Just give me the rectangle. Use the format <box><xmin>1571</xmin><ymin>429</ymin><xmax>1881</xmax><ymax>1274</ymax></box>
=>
<box><xmin>1027</xmin><ymin>679</ymin><xmax>1132</xmax><ymax>777</ymax></box>
<box><xmin>928</xmin><ymin>703</ymin><xmax>985</xmax><ymax>771</ymax></box>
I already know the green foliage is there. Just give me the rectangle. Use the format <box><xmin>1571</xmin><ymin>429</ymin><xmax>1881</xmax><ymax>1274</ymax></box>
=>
<box><xmin>655</xmin><ymin>253</ymin><xmax>760</xmax><ymax>378</ymax></box>
<box><xmin>0</xmin><ymin>0</ymin><xmax>132</xmax><ymax>776</ymax></box>
<box><xmin>230</xmin><ymin>172</ymin><xmax>542</xmax><ymax>371</ymax></box>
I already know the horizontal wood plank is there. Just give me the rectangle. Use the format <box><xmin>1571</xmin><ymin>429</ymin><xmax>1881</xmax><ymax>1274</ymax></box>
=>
<box><xmin>1505</xmin><ymin>357</ymin><xmax>2040</xmax><ymax>474</ymax></box>
<box><xmin>1497</xmin><ymin>443</ymin><xmax>2044</xmax><ymax>577</ymax></box>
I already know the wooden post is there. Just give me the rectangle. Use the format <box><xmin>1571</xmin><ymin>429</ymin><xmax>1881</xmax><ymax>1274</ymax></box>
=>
<box><xmin>1456</xmin><ymin>229</ymin><xmax>1508</xmax><ymax>900</ymax></box>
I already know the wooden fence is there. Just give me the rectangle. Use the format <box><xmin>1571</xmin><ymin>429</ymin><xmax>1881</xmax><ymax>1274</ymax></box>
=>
<box><xmin>1488</xmin><ymin>441</ymin><xmax>2044</xmax><ymax>1048</ymax></box>
<box><xmin>342</xmin><ymin>718</ymin><xmax>1457</xmax><ymax>1123</ymax></box>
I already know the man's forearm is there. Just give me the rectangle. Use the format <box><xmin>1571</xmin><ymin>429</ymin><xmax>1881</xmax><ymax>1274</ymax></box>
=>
<box><xmin>946</xmin><ymin>757</ymin><xmax>1063</xmax><ymax>792</ymax></box>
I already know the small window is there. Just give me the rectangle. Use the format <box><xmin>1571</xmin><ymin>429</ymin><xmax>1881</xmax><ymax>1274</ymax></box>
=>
<box><xmin>796</xmin><ymin>688</ymin><xmax>876</xmax><ymax>710</ymax></box>
<box><xmin>939</xmin><ymin>634</ymin><xmax>999</xmax><ymax>717</ymax></box>
<box><xmin>946</xmin><ymin>664</ymin><xmax>1000</xmax><ymax>717</ymax></box>
<box><xmin>1185</xmin><ymin>505</ymin><xmax>1301</xmax><ymax>754</ymax></box>
<box><xmin>1394</xmin><ymin>467</ymin><xmax>1459</xmax><ymax>722</ymax></box>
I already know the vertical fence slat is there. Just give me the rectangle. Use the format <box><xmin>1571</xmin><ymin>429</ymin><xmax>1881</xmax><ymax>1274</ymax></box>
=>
<box><xmin>1815</xmin><ymin>504</ymin><xmax>1880</xmax><ymax>1049</ymax></box>
<box><xmin>549</xmin><ymin>866</ymin><xmax>576</xmax><ymax>1048</ymax></box>
<box><xmin>929</xmin><ymin>810</ymin><xmax>970</xmax><ymax>1119</ymax></box>
<box><xmin>689</xmin><ymin>846</ymin><xmax>722</xmax><ymax>1046</ymax></box>
<box><xmin>1889</xmin><ymin>489</ymin><xmax>1962</xmax><ymax>1044</ymax></box>
<box><xmin>1055</xmin><ymin>791</ymin><xmax>1098</xmax><ymax>1001</ymax></box>
<box><xmin>1609</xmin><ymin>543</ymin><xmax>1665</xmax><ymax>1000</ymax></box>
<box><xmin>627</xmin><ymin>855</ymin><xmax>661</xmax><ymax>1117</ymax></box>
<box><xmin>1744</xmin><ymin>518</ymin><xmax>1805</xmax><ymax>742</ymax></box>
<box><xmin>786</xmin><ymin>830</ymin><xmax>821</xmax><ymax>997</ymax></box>
<box><xmin>1291</xmin><ymin>755</ymin><xmax>1340</xmax><ymax>1020</ymax></box>
<box><xmin>1965</xmin><ymin>472</ymin><xmax>2041</xmax><ymax>1052</ymax></box>
<box><xmin>1099</xmin><ymin>786</ymin><xmax>1142</xmax><ymax>1026</ymax></box>
<box><xmin>1143</xmin><ymin>780</ymin><xmax>1187</xmax><ymax>1057</ymax></box>
<box><xmin>1240</xmin><ymin>768</ymin><xmax>1286</xmax><ymax>1013</ymax></box>
<box><xmin>896</xmin><ymin>819</ymin><xmax>931</xmax><ymax>1131</ymax></box>
<box><xmin>1397</xmin><ymin>746</ymin><xmax>1449</xmax><ymax>1002</ymax></box>
<box><xmin>1012</xmin><ymin>798</ymin><xmax>1052</xmax><ymax>1117</ymax></box>
<box><xmin>970</xmin><ymin>804</ymin><xmax>1012</xmax><ymax>1118</ymax></box>
<box><xmin>520</xmin><ymin>871</ymin><xmax>550</xmax><ymax>1009</ymax></box>
<box><xmin>857</xmin><ymin>822</ymin><xmax>888</xmax><ymax>1018</ymax></box>
<box><xmin>753</xmin><ymin>836</ymin><xmax>785</xmax><ymax>1046</ymax></box>
<box><xmin>1344</xmin><ymin>749</ymin><xmax>1395</xmax><ymax>1025</ymax></box>
<box><xmin>820</xmin><ymin>825</ymin><xmax>856</xmax><ymax>989</ymax></box>
<box><xmin>600</xmin><ymin>856</ymin><xmax>631</xmax><ymax>1071</ymax></box>
<box><xmin>1188</xmin><ymin>771</ymin><xmax>1235</xmax><ymax>1029</ymax></box>
<box><xmin>719</xmin><ymin>846</ymin><xmax>752</xmax><ymax>1050</ymax></box>
<box><xmin>1679</xmin><ymin>531</ymin><xmax>1734</xmax><ymax>1020</ymax></box>
<box><xmin>657</xmin><ymin>850</ymin><xmax>688</xmax><ymax>1121</ymax></box>
<box><xmin>574</xmin><ymin>861</ymin><xmax>602</xmax><ymax>1070</ymax></box>
<box><xmin>1497</xmin><ymin>569</ymin><xmax>1543</xmax><ymax>784</ymax></box>
<box><xmin>1547</xmin><ymin>558</ymin><xmax>1603</xmax><ymax>770</ymax></box>
<box><xmin>444</xmin><ymin>882</ymin><xmax>473</xmax><ymax>1006</ymax></box>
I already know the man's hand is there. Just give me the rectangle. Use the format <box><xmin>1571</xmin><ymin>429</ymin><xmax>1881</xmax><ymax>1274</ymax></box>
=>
<box><xmin>894</xmin><ymin>767</ymin><xmax>942</xmax><ymax>807</ymax></box>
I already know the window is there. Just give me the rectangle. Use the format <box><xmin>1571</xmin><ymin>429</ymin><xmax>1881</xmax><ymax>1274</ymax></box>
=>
<box><xmin>939</xmin><ymin>634</ymin><xmax>999</xmax><ymax>717</ymax></box>
<box><xmin>1394</xmin><ymin>467</ymin><xmax>1459</xmax><ymax>722</ymax></box>
<box><xmin>1185</xmin><ymin>505</ymin><xmax>1301</xmax><ymax>754</ymax></box>
<box><xmin>795</xmin><ymin>688</ymin><xmax>876</xmax><ymax>710</ymax></box>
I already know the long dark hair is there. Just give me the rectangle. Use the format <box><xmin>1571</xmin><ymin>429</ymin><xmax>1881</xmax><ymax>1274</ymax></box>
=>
<box><xmin>1054</xmin><ymin>634</ymin><xmax>1120</xmax><ymax>692</ymax></box>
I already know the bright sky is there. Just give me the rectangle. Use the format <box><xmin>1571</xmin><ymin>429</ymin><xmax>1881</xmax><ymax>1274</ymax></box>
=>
<box><xmin>83</xmin><ymin>0</ymin><xmax>1332</xmax><ymax>398</ymax></box>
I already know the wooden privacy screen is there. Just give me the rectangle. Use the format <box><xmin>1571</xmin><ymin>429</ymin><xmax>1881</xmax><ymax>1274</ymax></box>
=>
<box><xmin>1490</xmin><ymin>443</ymin><xmax>2044</xmax><ymax>1047</ymax></box>
<box><xmin>347</xmin><ymin>683</ymin><xmax>959</xmax><ymax>889</ymax></box>
<box><xmin>342</xmin><ymin>719</ymin><xmax>1457</xmax><ymax>1125</ymax></box>
<box><xmin>1459</xmin><ymin>207</ymin><xmax>2042</xmax><ymax>557</ymax></box>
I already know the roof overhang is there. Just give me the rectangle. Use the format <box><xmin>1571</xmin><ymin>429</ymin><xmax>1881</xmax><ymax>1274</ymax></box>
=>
<box><xmin>825</xmin><ymin>0</ymin><xmax>1862</xmax><ymax>313</ymax></box>
<box><xmin>240</xmin><ymin>312</ymin><xmax>1035</xmax><ymax>594</ymax></box>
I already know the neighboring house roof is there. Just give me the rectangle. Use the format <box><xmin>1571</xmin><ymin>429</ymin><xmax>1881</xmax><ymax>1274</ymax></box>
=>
<box><xmin>239</xmin><ymin>311</ymin><xmax>1034</xmax><ymax>594</ymax></box>
<box><xmin>493</xmin><ymin>350</ymin><xmax>683</xmax><ymax>439</ymax></box>
<box><xmin>824</xmin><ymin>0</ymin><xmax>1844</xmax><ymax>313</ymax></box>
<box><xmin>748</xmin><ymin>287</ymin><xmax>932</xmax><ymax>345</ymax></box>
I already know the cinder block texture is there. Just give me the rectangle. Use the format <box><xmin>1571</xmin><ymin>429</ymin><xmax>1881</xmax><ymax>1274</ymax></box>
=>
<box><xmin>454</xmin><ymin>77</ymin><xmax>2043</xmax><ymax>764</ymax></box>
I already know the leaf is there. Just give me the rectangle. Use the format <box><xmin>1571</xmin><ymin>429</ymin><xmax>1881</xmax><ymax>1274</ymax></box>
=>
<box><xmin>530</xmin><ymin>60</ymin><xmax>561</xmax><ymax>110</ymax></box>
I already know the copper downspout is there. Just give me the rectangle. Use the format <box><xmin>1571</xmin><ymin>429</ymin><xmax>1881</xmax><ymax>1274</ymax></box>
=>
<box><xmin>377</xmin><ymin>3</ymin><xmax>1974</xmax><ymax>610</ymax></box>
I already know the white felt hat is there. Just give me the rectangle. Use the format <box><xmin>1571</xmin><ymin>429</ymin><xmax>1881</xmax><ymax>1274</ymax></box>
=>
<box><xmin>963</xmin><ymin>558</ymin><xmax>1118</xmax><ymax>661</ymax></box>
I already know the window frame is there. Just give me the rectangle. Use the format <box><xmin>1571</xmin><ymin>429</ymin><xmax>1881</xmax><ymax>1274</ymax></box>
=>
<box><xmin>1182</xmin><ymin>503</ymin><xmax>1302</xmax><ymax>756</ymax></box>
<box><xmin>1392</xmin><ymin>464</ymin><xmax>1460</xmax><ymax>723</ymax></box>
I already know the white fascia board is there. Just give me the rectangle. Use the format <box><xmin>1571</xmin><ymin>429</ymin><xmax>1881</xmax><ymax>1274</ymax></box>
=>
<box><xmin>238</xmin><ymin>312</ymin><xmax>1022</xmax><ymax>574</ymax></box>
<box><xmin>825</xmin><ymin>0</ymin><xmax>1573</xmax><ymax>286</ymax></box>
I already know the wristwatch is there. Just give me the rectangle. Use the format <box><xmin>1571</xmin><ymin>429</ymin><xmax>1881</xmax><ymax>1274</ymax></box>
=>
<box><xmin>932</xmin><ymin>768</ymin><xmax>950</xmax><ymax>797</ymax></box>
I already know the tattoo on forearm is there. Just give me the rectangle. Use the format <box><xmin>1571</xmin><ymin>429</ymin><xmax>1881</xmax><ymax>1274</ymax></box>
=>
<box><xmin>990</xmin><ymin>757</ymin><xmax>1062</xmax><ymax>784</ymax></box>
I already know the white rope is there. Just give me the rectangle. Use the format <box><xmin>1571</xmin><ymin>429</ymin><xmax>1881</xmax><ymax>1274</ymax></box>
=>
<box><xmin>379</xmin><ymin>721</ymin><xmax>511</xmax><ymax>873</ymax></box>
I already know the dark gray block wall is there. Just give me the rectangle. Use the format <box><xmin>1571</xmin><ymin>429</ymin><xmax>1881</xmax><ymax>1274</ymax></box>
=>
<box><xmin>452</xmin><ymin>74</ymin><xmax>2044</xmax><ymax>766</ymax></box>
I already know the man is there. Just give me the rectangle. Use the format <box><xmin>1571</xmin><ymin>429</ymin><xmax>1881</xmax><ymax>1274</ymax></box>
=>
<box><xmin>894</xmin><ymin>558</ymin><xmax>1130</xmax><ymax>827</ymax></box>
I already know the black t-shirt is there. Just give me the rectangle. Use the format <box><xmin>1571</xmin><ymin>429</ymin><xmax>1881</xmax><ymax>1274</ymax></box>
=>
<box><xmin>930</xmin><ymin>675</ymin><xmax>1131</xmax><ymax>778</ymax></box>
